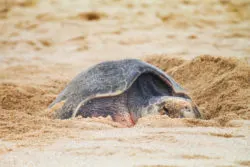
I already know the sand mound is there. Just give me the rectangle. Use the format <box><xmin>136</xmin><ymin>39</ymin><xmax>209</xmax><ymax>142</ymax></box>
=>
<box><xmin>136</xmin><ymin>115</ymin><xmax>220</xmax><ymax>128</ymax></box>
<box><xmin>0</xmin><ymin>83</ymin><xmax>54</xmax><ymax>112</ymax></box>
<box><xmin>145</xmin><ymin>55</ymin><xmax>250</xmax><ymax>124</ymax></box>
<box><xmin>0</xmin><ymin>82</ymin><xmax>119</xmax><ymax>142</ymax></box>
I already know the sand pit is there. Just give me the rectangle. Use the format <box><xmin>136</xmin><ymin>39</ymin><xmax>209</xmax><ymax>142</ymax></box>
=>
<box><xmin>0</xmin><ymin>55</ymin><xmax>249</xmax><ymax>141</ymax></box>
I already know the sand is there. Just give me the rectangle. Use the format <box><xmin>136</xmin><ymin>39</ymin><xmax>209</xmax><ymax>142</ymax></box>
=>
<box><xmin>0</xmin><ymin>0</ymin><xmax>250</xmax><ymax>166</ymax></box>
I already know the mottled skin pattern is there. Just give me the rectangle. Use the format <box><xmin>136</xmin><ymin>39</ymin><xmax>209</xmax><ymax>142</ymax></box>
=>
<box><xmin>50</xmin><ymin>59</ymin><xmax>201</xmax><ymax>126</ymax></box>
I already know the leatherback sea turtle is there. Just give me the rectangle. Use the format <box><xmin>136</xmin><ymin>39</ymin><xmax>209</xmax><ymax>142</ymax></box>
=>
<box><xmin>49</xmin><ymin>59</ymin><xmax>201</xmax><ymax>127</ymax></box>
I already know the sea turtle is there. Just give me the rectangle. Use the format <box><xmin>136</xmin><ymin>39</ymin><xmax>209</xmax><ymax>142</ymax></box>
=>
<box><xmin>49</xmin><ymin>59</ymin><xmax>201</xmax><ymax>127</ymax></box>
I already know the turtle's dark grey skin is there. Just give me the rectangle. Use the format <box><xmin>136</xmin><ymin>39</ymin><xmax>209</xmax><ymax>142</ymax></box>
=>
<box><xmin>49</xmin><ymin>59</ymin><xmax>201</xmax><ymax>127</ymax></box>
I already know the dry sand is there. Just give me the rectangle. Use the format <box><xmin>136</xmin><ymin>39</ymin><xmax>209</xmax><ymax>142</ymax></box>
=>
<box><xmin>0</xmin><ymin>0</ymin><xmax>250</xmax><ymax>166</ymax></box>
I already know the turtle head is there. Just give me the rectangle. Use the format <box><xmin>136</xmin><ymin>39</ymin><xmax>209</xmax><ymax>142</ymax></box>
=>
<box><xmin>148</xmin><ymin>96</ymin><xmax>201</xmax><ymax>119</ymax></box>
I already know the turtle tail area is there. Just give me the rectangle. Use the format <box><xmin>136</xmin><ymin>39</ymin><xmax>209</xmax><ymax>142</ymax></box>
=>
<box><xmin>112</xmin><ymin>112</ymin><xmax>135</xmax><ymax>127</ymax></box>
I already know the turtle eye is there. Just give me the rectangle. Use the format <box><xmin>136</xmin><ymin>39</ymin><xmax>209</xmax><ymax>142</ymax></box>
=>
<box><xmin>163</xmin><ymin>106</ymin><xmax>169</xmax><ymax>115</ymax></box>
<box><xmin>184</xmin><ymin>106</ymin><xmax>190</xmax><ymax>112</ymax></box>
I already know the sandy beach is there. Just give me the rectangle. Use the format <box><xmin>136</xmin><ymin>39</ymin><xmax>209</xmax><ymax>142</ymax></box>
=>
<box><xmin>0</xmin><ymin>0</ymin><xmax>250</xmax><ymax>166</ymax></box>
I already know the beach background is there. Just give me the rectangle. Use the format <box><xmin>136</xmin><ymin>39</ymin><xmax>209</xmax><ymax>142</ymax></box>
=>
<box><xmin>0</xmin><ymin>0</ymin><xmax>250</xmax><ymax>166</ymax></box>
